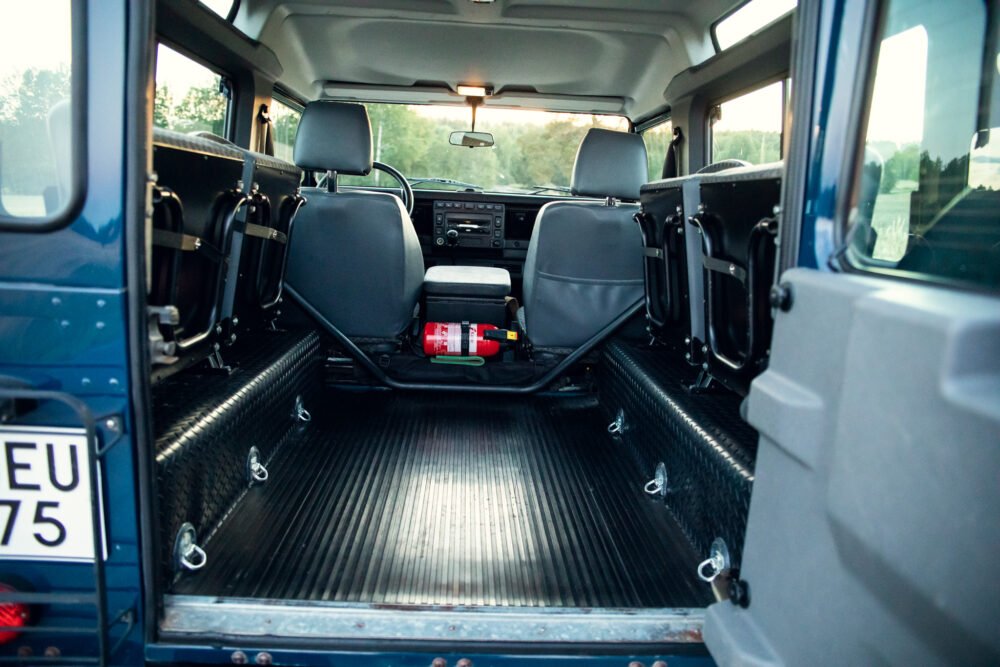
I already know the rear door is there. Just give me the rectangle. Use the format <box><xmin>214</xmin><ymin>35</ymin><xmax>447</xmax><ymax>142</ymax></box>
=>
<box><xmin>704</xmin><ymin>0</ymin><xmax>1000</xmax><ymax>663</ymax></box>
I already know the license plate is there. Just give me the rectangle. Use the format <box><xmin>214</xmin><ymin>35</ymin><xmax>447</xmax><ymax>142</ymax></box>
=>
<box><xmin>0</xmin><ymin>426</ymin><xmax>104</xmax><ymax>562</ymax></box>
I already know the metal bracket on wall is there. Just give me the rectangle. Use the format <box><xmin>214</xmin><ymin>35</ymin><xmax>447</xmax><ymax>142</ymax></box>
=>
<box><xmin>148</xmin><ymin>305</ymin><xmax>179</xmax><ymax>367</ymax></box>
<box><xmin>607</xmin><ymin>408</ymin><xmax>626</xmax><ymax>435</ymax></box>
<box><xmin>292</xmin><ymin>395</ymin><xmax>311</xmax><ymax>423</ymax></box>
<box><xmin>174</xmin><ymin>522</ymin><xmax>207</xmax><ymax>573</ymax></box>
<box><xmin>644</xmin><ymin>462</ymin><xmax>669</xmax><ymax>498</ymax></box>
<box><xmin>697</xmin><ymin>537</ymin><xmax>731</xmax><ymax>583</ymax></box>
<box><xmin>246</xmin><ymin>446</ymin><xmax>269</xmax><ymax>485</ymax></box>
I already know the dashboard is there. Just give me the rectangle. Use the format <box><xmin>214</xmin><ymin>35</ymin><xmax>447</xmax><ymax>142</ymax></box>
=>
<box><xmin>408</xmin><ymin>189</ymin><xmax>578</xmax><ymax>300</ymax></box>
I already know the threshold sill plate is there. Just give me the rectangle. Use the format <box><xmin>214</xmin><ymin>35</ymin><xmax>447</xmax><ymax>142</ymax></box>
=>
<box><xmin>162</xmin><ymin>595</ymin><xmax>705</xmax><ymax>645</ymax></box>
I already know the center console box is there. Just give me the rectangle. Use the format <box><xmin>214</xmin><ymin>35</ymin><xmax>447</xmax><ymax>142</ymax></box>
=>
<box><xmin>424</xmin><ymin>265</ymin><xmax>511</xmax><ymax>326</ymax></box>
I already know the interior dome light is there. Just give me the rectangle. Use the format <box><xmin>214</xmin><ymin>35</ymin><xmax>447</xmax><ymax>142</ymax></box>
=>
<box><xmin>457</xmin><ymin>85</ymin><xmax>490</xmax><ymax>97</ymax></box>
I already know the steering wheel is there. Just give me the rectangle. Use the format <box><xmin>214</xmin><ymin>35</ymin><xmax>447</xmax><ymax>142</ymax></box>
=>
<box><xmin>372</xmin><ymin>161</ymin><xmax>414</xmax><ymax>216</ymax></box>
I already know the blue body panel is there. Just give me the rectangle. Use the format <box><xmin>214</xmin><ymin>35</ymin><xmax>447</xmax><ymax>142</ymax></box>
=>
<box><xmin>797</xmin><ymin>0</ymin><xmax>868</xmax><ymax>269</ymax></box>
<box><xmin>147</xmin><ymin>646</ymin><xmax>717</xmax><ymax>666</ymax></box>
<box><xmin>0</xmin><ymin>2</ymin><xmax>143</xmax><ymax>663</ymax></box>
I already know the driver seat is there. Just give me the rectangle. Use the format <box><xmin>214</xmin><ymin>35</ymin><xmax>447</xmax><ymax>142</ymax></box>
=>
<box><xmin>285</xmin><ymin>101</ymin><xmax>424</xmax><ymax>342</ymax></box>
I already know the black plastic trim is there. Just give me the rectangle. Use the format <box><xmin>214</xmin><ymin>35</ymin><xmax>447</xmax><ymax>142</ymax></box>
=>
<box><xmin>123</xmin><ymin>0</ymin><xmax>159</xmax><ymax>649</ymax></box>
<box><xmin>0</xmin><ymin>0</ymin><xmax>88</xmax><ymax>233</ymax></box>
<box><xmin>778</xmin><ymin>0</ymin><xmax>818</xmax><ymax>272</ymax></box>
<box><xmin>635</xmin><ymin>112</ymin><xmax>673</xmax><ymax>135</ymax></box>
<box><xmin>225</xmin><ymin>0</ymin><xmax>241</xmax><ymax>23</ymax></box>
<box><xmin>272</xmin><ymin>89</ymin><xmax>305</xmax><ymax>112</ymax></box>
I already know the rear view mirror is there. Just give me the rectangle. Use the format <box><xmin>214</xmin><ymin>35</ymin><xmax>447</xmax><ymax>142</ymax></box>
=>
<box><xmin>449</xmin><ymin>131</ymin><xmax>494</xmax><ymax>148</ymax></box>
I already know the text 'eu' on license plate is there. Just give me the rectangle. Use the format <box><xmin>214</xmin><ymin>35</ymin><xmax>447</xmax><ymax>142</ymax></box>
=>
<box><xmin>0</xmin><ymin>426</ymin><xmax>105</xmax><ymax>562</ymax></box>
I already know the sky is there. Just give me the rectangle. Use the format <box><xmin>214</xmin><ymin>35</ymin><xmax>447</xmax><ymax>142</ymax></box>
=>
<box><xmin>0</xmin><ymin>2</ymin><xmax>72</xmax><ymax>93</ymax></box>
<box><xmin>156</xmin><ymin>44</ymin><xmax>222</xmax><ymax>97</ymax></box>
<box><xmin>865</xmin><ymin>26</ymin><xmax>928</xmax><ymax>146</ymax></box>
<box><xmin>0</xmin><ymin>0</ymin><xmax>941</xmax><ymax>147</ymax></box>
<box><xmin>712</xmin><ymin>80</ymin><xmax>785</xmax><ymax>134</ymax></box>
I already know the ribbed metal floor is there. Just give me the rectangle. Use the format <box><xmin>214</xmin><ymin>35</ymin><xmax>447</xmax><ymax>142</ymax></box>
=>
<box><xmin>173</xmin><ymin>391</ymin><xmax>711</xmax><ymax>608</ymax></box>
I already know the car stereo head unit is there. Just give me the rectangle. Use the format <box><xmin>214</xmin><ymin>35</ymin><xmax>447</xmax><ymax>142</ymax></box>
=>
<box><xmin>433</xmin><ymin>201</ymin><xmax>505</xmax><ymax>249</ymax></box>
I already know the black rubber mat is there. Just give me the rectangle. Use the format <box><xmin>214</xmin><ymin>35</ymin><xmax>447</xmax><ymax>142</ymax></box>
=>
<box><xmin>173</xmin><ymin>391</ymin><xmax>712</xmax><ymax>608</ymax></box>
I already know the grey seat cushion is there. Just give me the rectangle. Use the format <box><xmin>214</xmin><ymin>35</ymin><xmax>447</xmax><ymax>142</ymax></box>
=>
<box><xmin>424</xmin><ymin>265</ymin><xmax>511</xmax><ymax>298</ymax></box>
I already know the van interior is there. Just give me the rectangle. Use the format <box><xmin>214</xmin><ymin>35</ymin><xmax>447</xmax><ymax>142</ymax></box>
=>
<box><xmin>147</xmin><ymin>0</ymin><xmax>791</xmax><ymax>650</ymax></box>
<box><xmin>3</xmin><ymin>0</ymin><xmax>999</xmax><ymax>662</ymax></box>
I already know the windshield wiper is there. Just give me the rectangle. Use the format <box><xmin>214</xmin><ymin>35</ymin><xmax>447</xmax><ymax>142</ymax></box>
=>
<box><xmin>527</xmin><ymin>184</ymin><xmax>573</xmax><ymax>195</ymax></box>
<box><xmin>407</xmin><ymin>177</ymin><xmax>484</xmax><ymax>192</ymax></box>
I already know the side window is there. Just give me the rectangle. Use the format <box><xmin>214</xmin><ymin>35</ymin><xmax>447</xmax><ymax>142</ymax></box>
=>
<box><xmin>199</xmin><ymin>0</ymin><xmax>236</xmax><ymax>18</ymax></box>
<box><xmin>642</xmin><ymin>120</ymin><xmax>673</xmax><ymax>182</ymax></box>
<box><xmin>713</xmin><ymin>0</ymin><xmax>797</xmax><ymax>51</ymax></box>
<box><xmin>710</xmin><ymin>80</ymin><xmax>785</xmax><ymax>165</ymax></box>
<box><xmin>0</xmin><ymin>1</ymin><xmax>79</xmax><ymax>224</ymax></box>
<box><xmin>271</xmin><ymin>97</ymin><xmax>302</xmax><ymax>164</ymax></box>
<box><xmin>846</xmin><ymin>0</ymin><xmax>998</xmax><ymax>291</ymax></box>
<box><xmin>154</xmin><ymin>44</ymin><xmax>230</xmax><ymax>137</ymax></box>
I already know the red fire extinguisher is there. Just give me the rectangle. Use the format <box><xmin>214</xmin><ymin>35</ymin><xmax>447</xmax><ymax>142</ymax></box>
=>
<box><xmin>422</xmin><ymin>322</ymin><xmax>517</xmax><ymax>357</ymax></box>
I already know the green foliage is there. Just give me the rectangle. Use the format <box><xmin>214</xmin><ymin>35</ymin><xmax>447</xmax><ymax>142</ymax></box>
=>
<box><xmin>0</xmin><ymin>67</ymin><xmax>71</xmax><ymax>206</ymax></box>
<box><xmin>153</xmin><ymin>86</ymin><xmax>173</xmax><ymax>128</ymax></box>
<box><xmin>0</xmin><ymin>67</ymin><xmax>71</xmax><ymax>124</ymax></box>
<box><xmin>345</xmin><ymin>105</ymin><xmax>624</xmax><ymax>191</ymax></box>
<box><xmin>878</xmin><ymin>143</ymin><xmax>920</xmax><ymax>193</ymax></box>
<box><xmin>642</xmin><ymin>123</ymin><xmax>673</xmax><ymax>182</ymax></box>
<box><xmin>712</xmin><ymin>130</ymin><xmax>781</xmax><ymax>165</ymax></box>
<box><xmin>272</xmin><ymin>102</ymin><xmax>300</xmax><ymax>162</ymax></box>
<box><xmin>158</xmin><ymin>84</ymin><xmax>227</xmax><ymax>136</ymax></box>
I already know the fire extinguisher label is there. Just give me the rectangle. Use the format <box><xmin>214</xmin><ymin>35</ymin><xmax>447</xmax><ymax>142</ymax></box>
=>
<box><xmin>444</xmin><ymin>323</ymin><xmax>479</xmax><ymax>355</ymax></box>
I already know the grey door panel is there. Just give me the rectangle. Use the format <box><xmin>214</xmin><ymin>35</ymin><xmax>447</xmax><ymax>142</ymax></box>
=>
<box><xmin>704</xmin><ymin>268</ymin><xmax>1000</xmax><ymax>666</ymax></box>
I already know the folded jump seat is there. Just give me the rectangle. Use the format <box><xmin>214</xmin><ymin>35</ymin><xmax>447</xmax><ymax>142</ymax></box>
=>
<box><xmin>215</xmin><ymin>140</ymin><xmax>305</xmax><ymax>333</ymax></box>
<box><xmin>690</xmin><ymin>162</ymin><xmax>782</xmax><ymax>395</ymax></box>
<box><xmin>148</xmin><ymin>129</ymin><xmax>305</xmax><ymax>380</ymax></box>
<box><xmin>149</xmin><ymin>129</ymin><xmax>247</xmax><ymax>378</ymax></box>
<box><xmin>602</xmin><ymin>162</ymin><xmax>783</xmax><ymax>570</ymax></box>
<box><xmin>636</xmin><ymin>174</ymin><xmax>708</xmax><ymax>360</ymax></box>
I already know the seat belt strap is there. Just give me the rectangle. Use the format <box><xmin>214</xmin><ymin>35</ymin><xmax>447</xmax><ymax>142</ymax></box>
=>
<box><xmin>152</xmin><ymin>229</ymin><xmax>223</xmax><ymax>263</ymax></box>
<box><xmin>702</xmin><ymin>255</ymin><xmax>747</xmax><ymax>285</ymax></box>
<box><xmin>241</xmin><ymin>222</ymin><xmax>287</xmax><ymax>244</ymax></box>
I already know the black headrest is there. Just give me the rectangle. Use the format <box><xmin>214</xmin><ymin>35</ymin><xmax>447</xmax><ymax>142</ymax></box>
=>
<box><xmin>293</xmin><ymin>101</ymin><xmax>373</xmax><ymax>175</ymax></box>
<box><xmin>571</xmin><ymin>128</ymin><xmax>648</xmax><ymax>201</ymax></box>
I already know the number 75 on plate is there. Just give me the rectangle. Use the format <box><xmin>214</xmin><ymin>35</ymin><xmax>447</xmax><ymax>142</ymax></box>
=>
<box><xmin>0</xmin><ymin>426</ymin><xmax>105</xmax><ymax>563</ymax></box>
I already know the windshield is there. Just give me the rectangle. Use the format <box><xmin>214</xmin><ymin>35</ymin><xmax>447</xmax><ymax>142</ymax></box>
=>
<box><xmin>338</xmin><ymin>103</ymin><xmax>629</xmax><ymax>194</ymax></box>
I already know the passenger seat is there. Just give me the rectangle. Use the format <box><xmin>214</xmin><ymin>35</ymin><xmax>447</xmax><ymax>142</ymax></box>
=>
<box><xmin>284</xmin><ymin>102</ymin><xmax>424</xmax><ymax>345</ymax></box>
<box><xmin>520</xmin><ymin>129</ymin><xmax>646</xmax><ymax>348</ymax></box>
